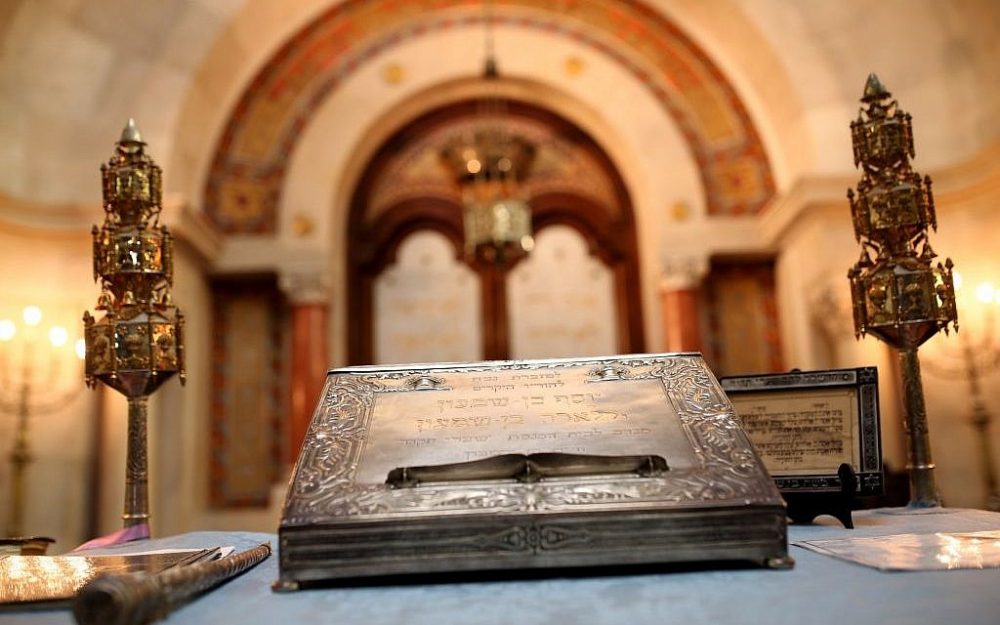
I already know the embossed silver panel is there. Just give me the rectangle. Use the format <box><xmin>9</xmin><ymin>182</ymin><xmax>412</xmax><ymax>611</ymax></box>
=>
<box><xmin>277</xmin><ymin>353</ymin><xmax>789</xmax><ymax>587</ymax></box>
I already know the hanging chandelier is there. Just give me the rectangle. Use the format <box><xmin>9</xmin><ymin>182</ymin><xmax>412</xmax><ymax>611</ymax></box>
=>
<box><xmin>442</xmin><ymin>28</ymin><xmax>536</xmax><ymax>265</ymax></box>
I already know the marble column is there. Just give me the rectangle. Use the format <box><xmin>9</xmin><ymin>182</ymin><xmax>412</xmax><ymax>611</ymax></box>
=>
<box><xmin>280</xmin><ymin>269</ymin><xmax>331</xmax><ymax>465</ymax></box>
<box><xmin>659</xmin><ymin>258</ymin><xmax>709</xmax><ymax>354</ymax></box>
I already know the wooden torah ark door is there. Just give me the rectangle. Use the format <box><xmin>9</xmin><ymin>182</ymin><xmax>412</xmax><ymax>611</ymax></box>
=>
<box><xmin>347</xmin><ymin>100</ymin><xmax>644</xmax><ymax>365</ymax></box>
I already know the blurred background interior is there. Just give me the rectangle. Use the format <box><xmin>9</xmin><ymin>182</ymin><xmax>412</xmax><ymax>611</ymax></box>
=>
<box><xmin>0</xmin><ymin>0</ymin><xmax>998</xmax><ymax>550</ymax></box>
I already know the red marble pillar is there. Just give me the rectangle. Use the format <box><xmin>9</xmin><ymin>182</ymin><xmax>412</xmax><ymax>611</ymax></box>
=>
<box><xmin>282</xmin><ymin>272</ymin><xmax>331</xmax><ymax>465</ymax></box>
<box><xmin>660</xmin><ymin>260</ymin><xmax>707</xmax><ymax>354</ymax></box>
<box><xmin>661</xmin><ymin>287</ymin><xmax>702</xmax><ymax>353</ymax></box>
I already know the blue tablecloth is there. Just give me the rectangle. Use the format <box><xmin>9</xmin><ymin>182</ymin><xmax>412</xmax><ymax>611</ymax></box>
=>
<box><xmin>6</xmin><ymin>508</ymin><xmax>1000</xmax><ymax>625</ymax></box>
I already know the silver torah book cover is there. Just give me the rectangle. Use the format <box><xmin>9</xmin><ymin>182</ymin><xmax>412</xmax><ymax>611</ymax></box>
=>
<box><xmin>276</xmin><ymin>353</ymin><xmax>790</xmax><ymax>588</ymax></box>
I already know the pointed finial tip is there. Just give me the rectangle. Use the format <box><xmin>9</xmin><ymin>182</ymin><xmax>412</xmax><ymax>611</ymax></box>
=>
<box><xmin>862</xmin><ymin>73</ymin><xmax>890</xmax><ymax>101</ymax></box>
<box><xmin>483</xmin><ymin>55</ymin><xmax>498</xmax><ymax>79</ymax></box>
<box><xmin>120</xmin><ymin>118</ymin><xmax>144</xmax><ymax>144</ymax></box>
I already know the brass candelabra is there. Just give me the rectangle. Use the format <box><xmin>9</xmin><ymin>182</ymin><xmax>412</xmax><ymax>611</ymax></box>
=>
<box><xmin>847</xmin><ymin>74</ymin><xmax>959</xmax><ymax>508</ymax></box>
<box><xmin>83</xmin><ymin>120</ymin><xmax>185</xmax><ymax>530</ymax></box>
<box><xmin>923</xmin><ymin>276</ymin><xmax>1000</xmax><ymax>511</ymax></box>
<box><xmin>0</xmin><ymin>307</ymin><xmax>84</xmax><ymax>537</ymax></box>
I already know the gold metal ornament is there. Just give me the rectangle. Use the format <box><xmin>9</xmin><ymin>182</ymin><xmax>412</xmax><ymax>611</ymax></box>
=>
<box><xmin>83</xmin><ymin>119</ymin><xmax>186</xmax><ymax>529</ymax></box>
<box><xmin>441</xmin><ymin>120</ymin><xmax>536</xmax><ymax>265</ymax></box>
<box><xmin>847</xmin><ymin>75</ymin><xmax>958</xmax><ymax>508</ymax></box>
<box><xmin>440</xmin><ymin>13</ymin><xmax>536</xmax><ymax>267</ymax></box>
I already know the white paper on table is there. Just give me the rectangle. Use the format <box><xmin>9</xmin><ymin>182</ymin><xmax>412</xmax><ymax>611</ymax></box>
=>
<box><xmin>794</xmin><ymin>530</ymin><xmax>1000</xmax><ymax>571</ymax></box>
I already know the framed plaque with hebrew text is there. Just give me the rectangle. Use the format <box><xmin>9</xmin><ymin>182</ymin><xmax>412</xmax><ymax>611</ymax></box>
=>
<box><xmin>721</xmin><ymin>367</ymin><xmax>883</xmax><ymax>496</ymax></box>
<box><xmin>276</xmin><ymin>353</ymin><xmax>790</xmax><ymax>588</ymax></box>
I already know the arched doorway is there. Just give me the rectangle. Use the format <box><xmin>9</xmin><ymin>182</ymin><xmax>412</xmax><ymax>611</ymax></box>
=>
<box><xmin>347</xmin><ymin>99</ymin><xmax>644</xmax><ymax>364</ymax></box>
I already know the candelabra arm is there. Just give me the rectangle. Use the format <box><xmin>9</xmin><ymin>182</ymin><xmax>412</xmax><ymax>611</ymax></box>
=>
<box><xmin>6</xmin><ymin>382</ymin><xmax>31</xmax><ymax>537</ymax></box>
<box><xmin>971</xmin><ymin>400</ymin><xmax>1000</xmax><ymax>511</ymax></box>
<box><xmin>123</xmin><ymin>396</ymin><xmax>150</xmax><ymax>528</ymax></box>
<box><xmin>959</xmin><ymin>333</ymin><xmax>1000</xmax><ymax>509</ymax></box>
<box><xmin>899</xmin><ymin>347</ymin><xmax>942</xmax><ymax>508</ymax></box>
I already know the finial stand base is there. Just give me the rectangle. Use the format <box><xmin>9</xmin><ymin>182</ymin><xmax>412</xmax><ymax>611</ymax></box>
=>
<box><xmin>123</xmin><ymin>396</ymin><xmax>150</xmax><ymax>529</ymax></box>
<box><xmin>898</xmin><ymin>347</ymin><xmax>942</xmax><ymax>508</ymax></box>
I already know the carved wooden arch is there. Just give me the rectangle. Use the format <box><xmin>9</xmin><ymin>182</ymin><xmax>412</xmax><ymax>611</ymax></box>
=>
<box><xmin>205</xmin><ymin>0</ymin><xmax>775</xmax><ymax>234</ymax></box>
<box><xmin>348</xmin><ymin>99</ymin><xmax>644</xmax><ymax>364</ymax></box>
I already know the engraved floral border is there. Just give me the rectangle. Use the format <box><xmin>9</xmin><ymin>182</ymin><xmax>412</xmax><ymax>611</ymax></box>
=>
<box><xmin>282</xmin><ymin>355</ymin><xmax>783</xmax><ymax>524</ymax></box>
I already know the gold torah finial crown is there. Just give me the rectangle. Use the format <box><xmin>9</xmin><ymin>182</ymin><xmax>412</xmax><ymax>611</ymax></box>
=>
<box><xmin>845</xmin><ymin>74</ymin><xmax>956</xmax><ymax>508</ymax></box>
<box><xmin>85</xmin><ymin>119</ymin><xmax>185</xmax><ymax>397</ymax></box>
<box><xmin>846</xmin><ymin>74</ymin><xmax>957</xmax><ymax>348</ymax></box>
<box><xmin>83</xmin><ymin>120</ymin><xmax>186</xmax><ymax>529</ymax></box>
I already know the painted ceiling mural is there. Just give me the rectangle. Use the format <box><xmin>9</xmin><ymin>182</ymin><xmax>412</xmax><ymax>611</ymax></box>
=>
<box><xmin>204</xmin><ymin>0</ymin><xmax>774</xmax><ymax>234</ymax></box>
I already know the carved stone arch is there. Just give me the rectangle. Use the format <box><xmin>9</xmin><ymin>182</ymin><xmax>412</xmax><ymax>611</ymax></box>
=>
<box><xmin>355</xmin><ymin>198</ymin><xmax>466</xmax><ymax>270</ymax></box>
<box><xmin>348</xmin><ymin>98</ymin><xmax>644</xmax><ymax>364</ymax></box>
<box><xmin>530</xmin><ymin>193</ymin><xmax>629</xmax><ymax>262</ymax></box>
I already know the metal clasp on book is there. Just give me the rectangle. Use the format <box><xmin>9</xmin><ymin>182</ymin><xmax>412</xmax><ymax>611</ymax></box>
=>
<box><xmin>588</xmin><ymin>365</ymin><xmax>631</xmax><ymax>381</ymax></box>
<box><xmin>405</xmin><ymin>375</ymin><xmax>448</xmax><ymax>391</ymax></box>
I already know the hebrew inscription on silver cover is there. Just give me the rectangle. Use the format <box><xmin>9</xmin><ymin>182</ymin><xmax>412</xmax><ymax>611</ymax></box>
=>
<box><xmin>282</xmin><ymin>354</ymin><xmax>783</xmax><ymax>524</ymax></box>
<box><xmin>355</xmin><ymin>366</ymin><xmax>698</xmax><ymax>483</ymax></box>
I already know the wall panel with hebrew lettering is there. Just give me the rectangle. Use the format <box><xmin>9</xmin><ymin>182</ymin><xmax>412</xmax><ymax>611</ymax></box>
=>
<box><xmin>374</xmin><ymin>230</ymin><xmax>482</xmax><ymax>364</ymax></box>
<box><xmin>508</xmin><ymin>225</ymin><xmax>618</xmax><ymax>359</ymax></box>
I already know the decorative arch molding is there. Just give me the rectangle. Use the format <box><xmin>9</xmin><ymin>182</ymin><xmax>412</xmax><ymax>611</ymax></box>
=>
<box><xmin>204</xmin><ymin>0</ymin><xmax>774</xmax><ymax>234</ymax></box>
<box><xmin>347</xmin><ymin>97</ymin><xmax>644</xmax><ymax>364</ymax></box>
